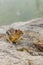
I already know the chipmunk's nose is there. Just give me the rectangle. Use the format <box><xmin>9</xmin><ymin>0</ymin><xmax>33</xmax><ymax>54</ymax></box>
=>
<box><xmin>12</xmin><ymin>41</ymin><xmax>16</xmax><ymax>45</ymax></box>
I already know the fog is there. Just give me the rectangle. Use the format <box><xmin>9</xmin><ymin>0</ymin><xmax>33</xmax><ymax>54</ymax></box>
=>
<box><xmin>0</xmin><ymin>0</ymin><xmax>43</xmax><ymax>25</ymax></box>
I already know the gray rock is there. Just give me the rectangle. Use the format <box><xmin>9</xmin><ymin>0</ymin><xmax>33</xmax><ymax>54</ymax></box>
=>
<box><xmin>0</xmin><ymin>18</ymin><xmax>43</xmax><ymax>65</ymax></box>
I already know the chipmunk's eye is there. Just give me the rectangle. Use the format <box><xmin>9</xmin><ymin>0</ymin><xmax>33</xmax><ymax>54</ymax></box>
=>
<box><xmin>15</xmin><ymin>30</ymin><xmax>17</xmax><ymax>32</ymax></box>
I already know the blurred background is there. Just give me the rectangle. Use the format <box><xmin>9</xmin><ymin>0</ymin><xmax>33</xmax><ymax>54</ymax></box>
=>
<box><xmin>0</xmin><ymin>0</ymin><xmax>43</xmax><ymax>25</ymax></box>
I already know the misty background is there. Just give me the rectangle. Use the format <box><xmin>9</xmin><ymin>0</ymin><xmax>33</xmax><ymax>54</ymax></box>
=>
<box><xmin>0</xmin><ymin>0</ymin><xmax>43</xmax><ymax>25</ymax></box>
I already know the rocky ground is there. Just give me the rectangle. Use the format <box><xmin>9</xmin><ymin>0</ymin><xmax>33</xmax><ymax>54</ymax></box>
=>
<box><xmin>0</xmin><ymin>18</ymin><xmax>43</xmax><ymax>65</ymax></box>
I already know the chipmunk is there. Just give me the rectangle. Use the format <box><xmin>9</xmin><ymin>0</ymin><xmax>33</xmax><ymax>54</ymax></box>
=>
<box><xmin>6</xmin><ymin>28</ymin><xmax>23</xmax><ymax>44</ymax></box>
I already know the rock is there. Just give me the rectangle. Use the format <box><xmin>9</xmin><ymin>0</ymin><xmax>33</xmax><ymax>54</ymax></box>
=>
<box><xmin>0</xmin><ymin>18</ymin><xmax>43</xmax><ymax>65</ymax></box>
<box><xmin>34</xmin><ymin>42</ymin><xmax>43</xmax><ymax>52</ymax></box>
